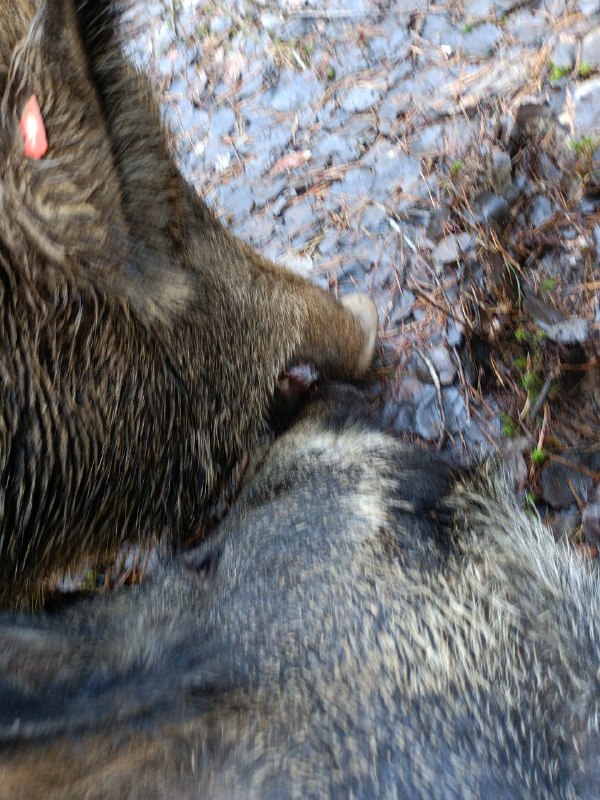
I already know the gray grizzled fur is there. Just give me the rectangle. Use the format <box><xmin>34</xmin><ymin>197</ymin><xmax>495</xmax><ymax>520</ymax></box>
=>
<box><xmin>0</xmin><ymin>0</ymin><xmax>377</xmax><ymax>607</ymax></box>
<box><xmin>0</xmin><ymin>385</ymin><xmax>598</xmax><ymax>799</ymax></box>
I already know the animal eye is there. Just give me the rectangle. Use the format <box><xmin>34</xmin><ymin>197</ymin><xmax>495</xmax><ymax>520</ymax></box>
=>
<box><xmin>185</xmin><ymin>546</ymin><xmax>223</xmax><ymax>583</ymax></box>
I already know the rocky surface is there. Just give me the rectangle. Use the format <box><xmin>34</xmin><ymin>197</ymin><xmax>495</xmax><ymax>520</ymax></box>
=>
<box><xmin>123</xmin><ymin>0</ymin><xmax>600</xmax><ymax>551</ymax></box>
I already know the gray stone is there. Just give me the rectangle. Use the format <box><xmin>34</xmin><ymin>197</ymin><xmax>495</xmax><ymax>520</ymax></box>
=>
<box><xmin>414</xmin><ymin>385</ymin><xmax>440</xmax><ymax>440</ymax></box>
<box><xmin>283</xmin><ymin>200</ymin><xmax>318</xmax><ymax>241</ymax></box>
<box><xmin>530</xmin><ymin>195</ymin><xmax>554</xmax><ymax>227</ymax></box>
<box><xmin>460</xmin><ymin>23</ymin><xmax>502</xmax><ymax>58</ymax></box>
<box><xmin>538</xmin><ymin>317</ymin><xmax>591</xmax><ymax>344</ymax></box>
<box><xmin>270</xmin><ymin>71</ymin><xmax>323</xmax><ymax>113</ymax></box>
<box><xmin>361</xmin><ymin>205</ymin><xmax>388</xmax><ymax>234</ymax></box>
<box><xmin>236</xmin><ymin>214</ymin><xmax>275</xmax><ymax>248</ymax></box>
<box><xmin>210</xmin><ymin>105</ymin><xmax>237</xmax><ymax>139</ymax></box>
<box><xmin>368</xmin><ymin>27</ymin><xmax>411</xmax><ymax>61</ymax></box>
<box><xmin>540</xmin><ymin>460</ymin><xmax>593</xmax><ymax>509</ymax></box>
<box><xmin>336</xmin><ymin>168</ymin><xmax>375</xmax><ymax>201</ymax></box>
<box><xmin>550</xmin><ymin>34</ymin><xmax>578</xmax><ymax>70</ymax></box>
<box><xmin>339</xmin><ymin>257</ymin><xmax>368</xmax><ymax>284</ymax></box>
<box><xmin>378</xmin><ymin>90</ymin><xmax>411</xmax><ymax>136</ymax></box>
<box><xmin>238</xmin><ymin>65</ymin><xmax>265</xmax><ymax>101</ymax></box>
<box><xmin>280</xmin><ymin>18</ymin><xmax>312</xmax><ymax>41</ymax></box>
<box><xmin>581</xmin><ymin>29</ymin><xmax>600</xmax><ymax>69</ymax></box>
<box><xmin>207</xmin><ymin>177</ymin><xmax>254</xmax><ymax>222</ymax></box>
<box><xmin>464</xmin><ymin>0</ymin><xmax>495</xmax><ymax>17</ymax></box>
<box><xmin>409</xmin><ymin>124</ymin><xmax>447</xmax><ymax>156</ymax></box>
<box><xmin>317</xmin><ymin>230</ymin><xmax>340</xmax><ymax>258</ymax></box>
<box><xmin>490</xmin><ymin>147</ymin><xmax>512</xmax><ymax>195</ymax></box>
<box><xmin>549</xmin><ymin>506</ymin><xmax>581</xmax><ymax>542</ymax></box>
<box><xmin>241</xmin><ymin>110</ymin><xmax>292</xmax><ymax>178</ymax></box>
<box><xmin>260</xmin><ymin>12</ymin><xmax>280</xmax><ymax>31</ymax></box>
<box><xmin>579</xmin><ymin>0</ymin><xmax>600</xmax><ymax>14</ymax></box>
<box><xmin>414</xmin><ymin>385</ymin><xmax>470</xmax><ymax>441</ymax></box>
<box><xmin>341</xmin><ymin>85</ymin><xmax>383</xmax><ymax>114</ymax></box>
<box><xmin>443</xmin><ymin>388</ymin><xmax>470</xmax><ymax>433</ymax></box>
<box><xmin>468</xmin><ymin>192</ymin><xmax>510</xmax><ymax>229</ymax></box>
<box><xmin>594</xmin><ymin>224</ymin><xmax>600</xmax><ymax>260</ymax></box>
<box><xmin>426</xmin><ymin>206</ymin><xmax>452</xmax><ymax>242</ymax></box>
<box><xmin>312</xmin><ymin>133</ymin><xmax>360</xmax><ymax>166</ymax></box>
<box><xmin>329</xmin><ymin>45</ymin><xmax>369</xmax><ymax>81</ymax></box>
<box><xmin>414</xmin><ymin>65</ymin><xmax>455</xmax><ymax>97</ymax></box>
<box><xmin>364</xmin><ymin>141</ymin><xmax>410</xmax><ymax>176</ymax></box>
<box><xmin>266</xmin><ymin>194</ymin><xmax>286</xmax><ymax>219</ymax></box>
<box><xmin>329</xmin><ymin>115</ymin><xmax>375</xmax><ymax>148</ymax></box>
<box><xmin>504</xmin><ymin>10</ymin><xmax>548</xmax><ymax>47</ymax></box>
<box><xmin>420</xmin><ymin>346</ymin><xmax>457</xmax><ymax>386</ymax></box>
<box><xmin>395</xmin><ymin>0</ymin><xmax>429</xmax><ymax>10</ymax></box>
<box><xmin>421</xmin><ymin>15</ymin><xmax>462</xmax><ymax>49</ymax></box>
<box><xmin>152</xmin><ymin>20</ymin><xmax>175</xmax><ymax>55</ymax></box>
<box><xmin>544</xmin><ymin>0</ymin><xmax>566</xmax><ymax>13</ymax></box>
<box><xmin>504</xmin><ymin>174</ymin><xmax>527</xmax><ymax>205</ymax></box>
<box><xmin>392</xmin><ymin>401</ymin><xmax>417</xmax><ymax>435</ymax></box>
<box><xmin>566</xmin><ymin>78</ymin><xmax>600</xmax><ymax>136</ymax></box>
<box><xmin>378</xmin><ymin>156</ymin><xmax>423</xmax><ymax>204</ymax></box>
<box><xmin>431</xmin><ymin>233</ymin><xmax>473</xmax><ymax>267</ymax></box>
<box><xmin>210</xmin><ymin>15</ymin><xmax>232</xmax><ymax>35</ymax></box>
<box><xmin>251</xmin><ymin>175</ymin><xmax>287</xmax><ymax>209</ymax></box>
<box><xmin>261</xmin><ymin>241</ymin><xmax>284</xmax><ymax>263</ymax></box>
<box><xmin>389</xmin><ymin>290</ymin><xmax>415</xmax><ymax>325</ymax></box>
<box><xmin>537</xmin><ymin>153</ymin><xmax>563</xmax><ymax>186</ymax></box>
<box><xmin>203</xmin><ymin>137</ymin><xmax>235</xmax><ymax>172</ymax></box>
<box><xmin>446</xmin><ymin>317</ymin><xmax>465</xmax><ymax>347</ymax></box>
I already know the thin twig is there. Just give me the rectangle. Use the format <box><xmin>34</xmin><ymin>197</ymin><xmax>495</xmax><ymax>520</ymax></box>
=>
<box><xmin>527</xmin><ymin>366</ymin><xmax>559</xmax><ymax>422</ymax></box>
<box><xmin>418</xmin><ymin>351</ymin><xmax>446</xmax><ymax>450</ymax></box>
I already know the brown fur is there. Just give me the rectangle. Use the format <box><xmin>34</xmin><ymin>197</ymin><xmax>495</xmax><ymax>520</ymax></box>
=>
<box><xmin>0</xmin><ymin>0</ymin><xmax>377</xmax><ymax>607</ymax></box>
<box><xmin>0</xmin><ymin>0</ymin><xmax>35</xmax><ymax>80</ymax></box>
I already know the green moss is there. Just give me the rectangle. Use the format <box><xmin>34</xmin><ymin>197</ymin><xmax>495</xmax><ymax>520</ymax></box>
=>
<box><xmin>514</xmin><ymin>327</ymin><xmax>528</xmax><ymax>344</ymax></box>
<box><xmin>548</xmin><ymin>61</ymin><xmax>571</xmax><ymax>81</ymax></box>
<box><xmin>500</xmin><ymin>412</ymin><xmax>519</xmax><ymax>438</ymax></box>
<box><xmin>520</xmin><ymin>370</ymin><xmax>540</xmax><ymax>398</ymax></box>
<box><xmin>531</xmin><ymin>447</ymin><xmax>547</xmax><ymax>465</ymax></box>
<box><xmin>571</xmin><ymin>136</ymin><xmax>596</xmax><ymax>156</ymax></box>
<box><xmin>540</xmin><ymin>277</ymin><xmax>558</xmax><ymax>292</ymax></box>
<box><xmin>514</xmin><ymin>356</ymin><xmax>528</xmax><ymax>372</ymax></box>
<box><xmin>578</xmin><ymin>62</ymin><xmax>592</xmax><ymax>78</ymax></box>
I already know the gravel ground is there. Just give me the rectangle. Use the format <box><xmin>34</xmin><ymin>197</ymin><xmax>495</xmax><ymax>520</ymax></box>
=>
<box><xmin>114</xmin><ymin>0</ymin><xmax>600</xmax><ymax>556</ymax></box>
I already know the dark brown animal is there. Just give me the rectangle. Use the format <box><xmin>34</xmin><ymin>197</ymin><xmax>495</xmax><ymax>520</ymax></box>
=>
<box><xmin>0</xmin><ymin>0</ymin><xmax>377</xmax><ymax>606</ymax></box>
<box><xmin>0</xmin><ymin>0</ymin><xmax>34</xmax><ymax>77</ymax></box>
<box><xmin>0</xmin><ymin>385</ymin><xmax>598</xmax><ymax>799</ymax></box>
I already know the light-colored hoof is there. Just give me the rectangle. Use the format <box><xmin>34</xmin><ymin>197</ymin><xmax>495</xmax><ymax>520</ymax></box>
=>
<box><xmin>341</xmin><ymin>294</ymin><xmax>378</xmax><ymax>378</ymax></box>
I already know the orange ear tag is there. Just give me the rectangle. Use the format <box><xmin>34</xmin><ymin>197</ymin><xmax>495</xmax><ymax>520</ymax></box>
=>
<box><xmin>20</xmin><ymin>94</ymin><xmax>48</xmax><ymax>159</ymax></box>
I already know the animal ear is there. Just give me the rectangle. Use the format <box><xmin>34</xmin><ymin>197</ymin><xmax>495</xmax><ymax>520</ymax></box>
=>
<box><xmin>2</xmin><ymin>0</ymin><xmax>130</xmax><ymax>267</ymax></box>
<box><xmin>2</xmin><ymin>0</ymin><xmax>194</xmax><ymax>318</ymax></box>
<box><xmin>40</xmin><ymin>0</ymin><xmax>185</xmax><ymax>246</ymax></box>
